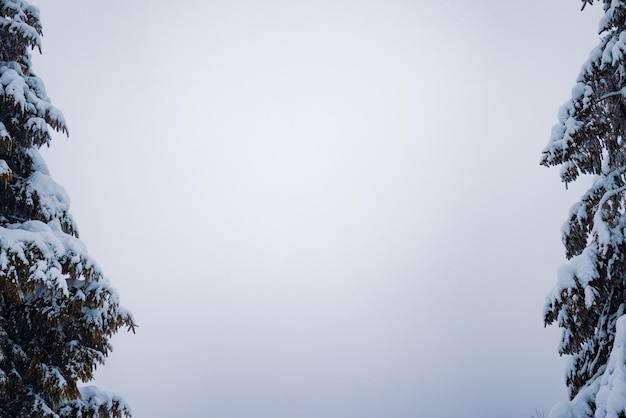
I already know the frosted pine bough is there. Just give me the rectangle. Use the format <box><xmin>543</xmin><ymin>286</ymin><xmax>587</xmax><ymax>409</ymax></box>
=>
<box><xmin>0</xmin><ymin>1</ymin><xmax>135</xmax><ymax>417</ymax></box>
<box><xmin>542</xmin><ymin>1</ymin><xmax>626</xmax><ymax>417</ymax></box>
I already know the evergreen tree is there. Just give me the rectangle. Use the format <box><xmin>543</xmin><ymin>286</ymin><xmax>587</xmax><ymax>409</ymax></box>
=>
<box><xmin>0</xmin><ymin>1</ymin><xmax>135</xmax><ymax>417</ymax></box>
<box><xmin>542</xmin><ymin>1</ymin><xmax>626</xmax><ymax>417</ymax></box>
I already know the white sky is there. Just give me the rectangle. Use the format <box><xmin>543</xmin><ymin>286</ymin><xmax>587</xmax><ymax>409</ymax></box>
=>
<box><xmin>28</xmin><ymin>1</ymin><xmax>605</xmax><ymax>417</ymax></box>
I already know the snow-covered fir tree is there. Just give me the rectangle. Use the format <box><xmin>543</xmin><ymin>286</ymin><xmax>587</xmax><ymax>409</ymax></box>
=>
<box><xmin>0</xmin><ymin>1</ymin><xmax>135</xmax><ymax>417</ymax></box>
<box><xmin>542</xmin><ymin>1</ymin><xmax>626</xmax><ymax>417</ymax></box>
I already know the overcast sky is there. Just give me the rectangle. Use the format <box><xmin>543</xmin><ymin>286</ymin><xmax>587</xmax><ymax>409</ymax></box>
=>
<box><xmin>27</xmin><ymin>1</ymin><xmax>607</xmax><ymax>417</ymax></box>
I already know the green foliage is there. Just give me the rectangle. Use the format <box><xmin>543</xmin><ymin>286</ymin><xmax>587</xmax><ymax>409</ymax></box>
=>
<box><xmin>0</xmin><ymin>1</ymin><xmax>134</xmax><ymax>416</ymax></box>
